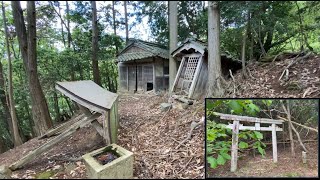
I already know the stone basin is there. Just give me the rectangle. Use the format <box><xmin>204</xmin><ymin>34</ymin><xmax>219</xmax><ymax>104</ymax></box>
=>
<box><xmin>82</xmin><ymin>144</ymin><xmax>134</xmax><ymax>179</ymax></box>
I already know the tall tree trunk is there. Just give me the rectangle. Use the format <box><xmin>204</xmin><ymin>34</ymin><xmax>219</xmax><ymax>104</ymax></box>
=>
<box><xmin>91</xmin><ymin>1</ymin><xmax>101</xmax><ymax>86</ymax></box>
<box><xmin>2</xmin><ymin>1</ymin><xmax>23</xmax><ymax>146</ymax></box>
<box><xmin>57</xmin><ymin>2</ymin><xmax>66</xmax><ymax>47</ymax></box>
<box><xmin>241</xmin><ymin>29</ymin><xmax>247</xmax><ymax>78</ymax></box>
<box><xmin>65</xmin><ymin>1</ymin><xmax>76</xmax><ymax>81</ymax></box>
<box><xmin>0</xmin><ymin>136</ymin><xmax>5</xmax><ymax>153</ymax></box>
<box><xmin>112</xmin><ymin>1</ymin><xmax>118</xmax><ymax>54</ymax></box>
<box><xmin>286</xmin><ymin>100</ymin><xmax>295</xmax><ymax>156</ymax></box>
<box><xmin>168</xmin><ymin>1</ymin><xmax>178</xmax><ymax>92</ymax></box>
<box><xmin>64</xmin><ymin>96</ymin><xmax>75</xmax><ymax>116</ymax></box>
<box><xmin>248</xmin><ymin>12</ymin><xmax>253</xmax><ymax>61</ymax></box>
<box><xmin>0</xmin><ymin>61</ymin><xmax>14</xmax><ymax>141</ymax></box>
<box><xmin>66</xmin><ymin>1</ymin><xmax>71</xmax><ymax>49</ymax></box>
<box><xmin>49</xmin><ymin>1</ymin><xmax>76</xmax><ymax>80</ymax></box>
<box><xmin>17</xmin><ymin>68</ymin><xmax>34</xmax><ymax>137</ymax></box>
<box><xmin>295</xmin><ymin>2</ymin><xmax>313</xmax><ymax>52</ymax></box>
<box><xmin>53</xmin><ymin>90</ymin><xmax>60</xmax><ymax>122</ymax></box>
<box><xmin>281</xmin><ymin>100</ymin><xmax>295</xmax><ymax>156</ymax></box>
<box><xmin>111</xmin><ymin>63</ymin><xmax>117</xmax><ymax>92</ymax></box>
<box><xmin>207</xmin><ymin>1</ymin><xmax>224</xmax><ymax>97</ymax></box>
<box><xmin>124</xmin><ymin>1</ymin><xmax>129</xmax><ymax>44</ymax></box>
<box><xmin>241</xmin><ymin>9</ymin><xmax>250</xmax><ymax>78</ymax></box>
<box><xmin>12</xmin><ymin>1</ymin><xmax>53</xmax><ymax>136</ymax></box>
<box><xmin>0</xmin><ymin>62</ymin><xmax>14</xmax><ymax>148</ymax></box>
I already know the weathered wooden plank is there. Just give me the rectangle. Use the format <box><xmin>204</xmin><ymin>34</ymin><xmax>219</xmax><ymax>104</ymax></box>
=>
<box><xmin>171</xmin><ymin>57</ymin><xmax>186</xmax><ymax>93</ymax></box>
<box><xmin>272</xmin><ymin>123</ymin><xmax>278</xmax><ymax>163</ymax></box>
<box><xmin>302</xmin><ymin>151</ymin><xmax>307</xmax><ymax>164</ymax></box>
<box><xmin>39</xmin><ymin>112</ymin><xmax>85</xmax><ymax>139</ymax></box>
<box><xmin>231</xmin><ymin>120</ymin><xmax>239</xmax><ymax>172</ymax></box>
<box><xmin>127</xmin><ymin>66</ymin><xmax>129</xmax><ymax>91</ymax></box>
<box><xmin>91</xmin><ymin>120</ymin><xmax>105</xmax><ymax>139</ymax></box>
<box><xmin>153</xmin><ymin>60</ymin><xmax>156</xmax><ymax>92</ymax></box>
<box><xmin>255</xmin><ymin>122</ymin><xmax>260</xmax><ymax>129</ymax></box>
<box><xmin>214</xmin><ymin>112</ymin><xmax>283</xmax><ymax>124</ymax></box>
<box><xmin>56</xmin><ymin>81</ymin><xmax>118</xmax><ymax>113</ymax></box>
<box><xmin>172</xmin><ymin>95</ymin><xmax>193</xmax><ymax>105</ymax></box>
<box><xmin>188</xmin><ymin>55</ymin><xmax>203</xmax><ymax>98</ymax></box>
<box><xmin>226</xmin><ymin>124</ymin><xmax>283</xmax><ymax>131</ymax></box>
<box><xmin>9</xmin><ymin>113</ymin><xmax>101</xmax><ymax>171</ymax></box>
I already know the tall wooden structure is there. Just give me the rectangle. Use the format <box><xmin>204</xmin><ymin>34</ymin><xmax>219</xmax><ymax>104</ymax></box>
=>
<box><xmin>213</xmin><ymin>112</ymin><xmax>284</xmax><ymax>172</ymax></box>
<box><xmin>171</xmin><ymin>38</ymin><xmax>242</xmax><ymax>99</ymax></box>
<box><xmin>116</xmin><ymin>39</ymin><xmax>170</xmax><ymax>93</ymax></box>
<box><xmin>55</xmin><ymin>80</ymin><xmax>119</xmax><ymax>144</ymax></box>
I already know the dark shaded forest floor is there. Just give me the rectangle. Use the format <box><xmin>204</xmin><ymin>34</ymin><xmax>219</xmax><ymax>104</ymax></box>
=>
<box><xmin>0</xmin><ymin>93</ymin><xmax>205</xmax><ymax>179</ymax></box>
<box><xmin>207</xmin><ymin>140</ymin><xmax>318</xmax><ymax>177</ymax></box>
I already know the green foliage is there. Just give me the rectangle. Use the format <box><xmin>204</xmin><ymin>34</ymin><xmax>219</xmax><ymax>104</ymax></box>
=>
<box><xmin>206</xmin><ymin>120</ymin><xmax>266</xmax><ymax>170</ymax></box>
<box><xmin>206</xmin><ymin>100</ymin><xmax>275</xmax><ymax>169</ymax></box>
<box><xmin>207</xmin><ymin>99</ymin><xmax>261</xmax><ymax>117</ymax></box>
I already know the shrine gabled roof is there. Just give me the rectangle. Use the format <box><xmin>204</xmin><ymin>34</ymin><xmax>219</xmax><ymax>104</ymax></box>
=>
<box><xmin>116</xmin><ymin>39</ymin><xmax>169</xmax><ymax>63</ymax></box>
<box><xmin>56</xmin><ymin>80</ymin><xmax>118</xmax><ymax>113</ymax></box>
<box><xmin>171</xmin><ymin>38</ymin><xmax>241</xmax><ymax>64</ymax></box>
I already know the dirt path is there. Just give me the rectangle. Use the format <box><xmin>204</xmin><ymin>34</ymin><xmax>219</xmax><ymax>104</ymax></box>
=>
<box><xmin>207</xmin><ymin>141</ymin><xmax>318</xmax><ymax>177</ymax></box>
<box><xmin>0</xmin><ymin>94</ymin><xmax>205</xmax><ymax>179</ymax></box>
<box><xmin>117</xmin><ymin>94</ymin><xmax>205</xmax><ymax>179</ymax></box>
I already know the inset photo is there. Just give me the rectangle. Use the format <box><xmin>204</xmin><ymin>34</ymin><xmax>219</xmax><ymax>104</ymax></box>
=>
<box><xmin>205</xmin><ymin>99</ymin><xmax>319</xmax><ymax>178</ymax></box>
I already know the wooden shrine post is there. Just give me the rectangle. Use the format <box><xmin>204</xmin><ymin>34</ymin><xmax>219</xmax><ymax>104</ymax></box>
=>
<box><xmin>214</xmin><ymin>112</ymin><xmax>283</xmax><ymax>172</ymax></box>
<box><xmin>271</xmin><ymin>123</ymin><xmax>277</xmax><ymax>163</ymax></box>
<box><xmin>231</xmin><ymin>120</ymin><xmax>240</xmax><ymax>172</ymax></box>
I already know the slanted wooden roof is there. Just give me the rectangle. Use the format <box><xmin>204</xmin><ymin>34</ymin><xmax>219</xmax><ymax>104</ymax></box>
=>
<box><xmin>171</xmin><ymin>38</ymin><xmax>241</xmax><ymax>64</ymax></box>
<box><xmin>171</xmin><ymin>38</ymin><xmax>208</xmax><ymax>56</ymax></box>
<box><xmin>116</xmin><ymin>39</ymin><xmax>169</xmax><ymax>63</ymax></box>
<box><xmin>56</xmin><ymin>80</ymin><xmax>118</xmax><ymax>113</ymax></box>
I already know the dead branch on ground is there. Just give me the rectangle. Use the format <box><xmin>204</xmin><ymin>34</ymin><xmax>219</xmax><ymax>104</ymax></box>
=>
<box><xmin>279</xmin><ymin>52</ymin><xmax>312</xmax><ymax>81</ymax></box>
<box><xmin>175</xmin><ymin>117</ymin><xmax>204</xmax><ymax>149</ymax></box>
<box><xmin>281</xmin><ymin>102</ymin><xmax>308</xmax><ymax>153</ymax></box>
<box><xmin>277</xmin><ymin>116</ymin><xmax>318</xmax><ymax>133</ymax></box>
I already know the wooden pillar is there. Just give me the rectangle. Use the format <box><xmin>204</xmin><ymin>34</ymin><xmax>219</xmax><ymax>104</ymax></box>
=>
<box><xmin>302</xmin><ymin>151</ymin><xmax>307</xmax><ymax>164</ymax></box>
<box><xmin>171</xmin><ymin>57</ymin><xmax>185</xmax><ymax>93</ymax></box>
<box><xmin>126</xmin><ymin>66</ymin><xmax>129</xmax><ymax>91</ymax></box>
<box><xmin>135</xmin><ymin>61</ymin><xmax>138</xmax><ymax>92</ymax></box>
<box><xmin>231</xmin><ymin>120</ymin><xmax>240</xmax><ymax>172</ymax></box>
<box><xmin>153</xmin><ymin>58</ymin><xmax>156</xmax><ymax>92</ymax></box>
<box><xmin>255</xmin><ymin>122</ymin><xmax>260</xmax><ymax>130</ymax></box>
<box><xmin>272</xmin><ymin>123</ymin><xmax>278</xmax><ymax>163</ymax></box>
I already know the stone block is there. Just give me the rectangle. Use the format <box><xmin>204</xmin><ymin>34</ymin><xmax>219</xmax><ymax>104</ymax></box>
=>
<box><xmin>0</xmin><ymin>166</ymin><xmax>12</xmax><ymax>179</ymax></box>
<box><xmin>82</xmin><ymin>144</ymin><xmax>134</xmax><ymax>179</ymax></box>
<box><xmin>160</xmin><ymin>103</ymin><xmax>172</xmax><ymax>111</ymax></box>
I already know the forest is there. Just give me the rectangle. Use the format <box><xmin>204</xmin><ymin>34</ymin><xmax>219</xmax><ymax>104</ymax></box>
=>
<box><xmin>0</xmin><ymin>1</ymin><xmax>319</xmax><ymax>179</ymax></box>
<box><xmin>206</xmin><ymin>99</ymin><xmax>318</xmax><ymax>177</ymax></box>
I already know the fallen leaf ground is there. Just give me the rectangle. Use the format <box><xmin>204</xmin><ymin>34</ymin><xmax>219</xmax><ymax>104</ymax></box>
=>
<box><xmin>1</xmin><ymin>52</ymin><xmax>319</xmax><ymax>179</ymax></box>
<box><xmin>225</xmin><ymin>53</ymin><xmax>320</xmax><ymax>98</ymax></box>
<box><xmin>0</xmin><ymin>93</ymin><xmax>205</xmax><ymax>179</ymax></box>
<box><xmin>207</xmin><ymin>140</ymin><xmax>318</xmax><ymax>177</ymax></box>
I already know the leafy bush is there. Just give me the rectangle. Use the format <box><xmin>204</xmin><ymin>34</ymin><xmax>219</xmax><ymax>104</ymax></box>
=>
<box><xmin>206</xmin><ymin>100</ymin><xmax>267</xmax><ymax>169</ymax></box>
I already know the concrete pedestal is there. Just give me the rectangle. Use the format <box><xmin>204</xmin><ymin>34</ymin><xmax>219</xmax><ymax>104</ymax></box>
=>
<box><xmin>82</xmin><ymin>144</ymin><xmax>134</xmax><ymax>179</ymax></box>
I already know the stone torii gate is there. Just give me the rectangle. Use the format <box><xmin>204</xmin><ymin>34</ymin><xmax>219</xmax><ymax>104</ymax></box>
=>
<box><xmin>213</xmin><ymin>112</ymin><xmax>284</xmax><ymax>172</ymax></box>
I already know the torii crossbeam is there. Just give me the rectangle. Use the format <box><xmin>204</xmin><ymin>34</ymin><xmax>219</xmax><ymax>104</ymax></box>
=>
<box><xmin>213</xmin><ymin>112</ymin><xmax>284</xmax><ymax>172</ymax></box>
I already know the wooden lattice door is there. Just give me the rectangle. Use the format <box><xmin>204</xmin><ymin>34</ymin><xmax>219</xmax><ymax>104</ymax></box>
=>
<box><xmin>172</xmin><ymin>54</ymin><xmax>202</xmax><ymax>95</ymax></box>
